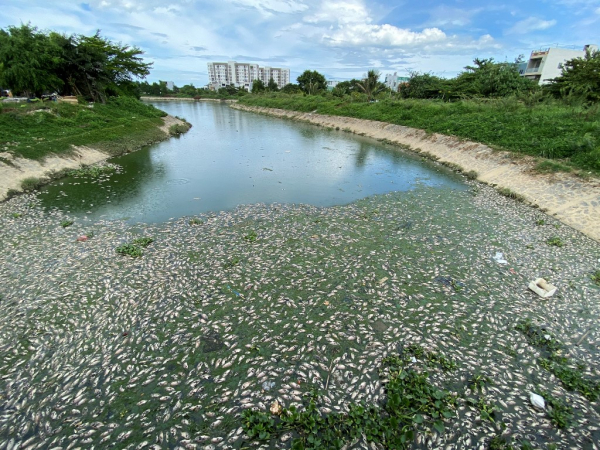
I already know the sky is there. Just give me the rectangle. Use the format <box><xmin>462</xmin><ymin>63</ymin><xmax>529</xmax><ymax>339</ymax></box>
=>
<box><xmin>1</xmin><ymin>0</ymin><xmax>599</xmax><ymax>87</ymax></box>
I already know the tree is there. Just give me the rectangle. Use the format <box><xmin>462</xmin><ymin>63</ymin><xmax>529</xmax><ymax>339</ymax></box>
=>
<box><xmin>251</xmin><ymin>79</ymin><xmax>265</xmax><ymax>93</ymax></box>
<box><xmin>280</xmin><ymin>83</ymin><xmax>301</xmax><ymax>94</ymax></box>
<box><xmin>452</xmin><ymin>58</ymin><xmax>536</xmax><ymax>98</ymax></box>
<box><xmin>0</xmin><ymin>24</ymin><xmax>152</xmax><ymax>101</ymax></box>
<box><xmin>267</xmin><ymin>77</ymin><xmax>279</xmax><ymax>92</ymax></box>
<box><xmin>296</xmin><ymin>70</ymin><xmax>326</xmax><ymax>95</ymax></box>
<box><xmin>0</xmin><ymin>24</ymin><xmax>63</xmax><ymax>97</ymax></box>
<box><xmin>357</xmin><ymin>70</ymin><xmax>385</xmax><ymax>101</ymax></box>
<box><xmin>545</xmin><ymin>49</ymin><xmax>600</xmax><ymax>102</ymax></box>
<box><xmin>399</xmin><ymin>72</ymin><xmax>449</xmax><ymax>99</ymax></box>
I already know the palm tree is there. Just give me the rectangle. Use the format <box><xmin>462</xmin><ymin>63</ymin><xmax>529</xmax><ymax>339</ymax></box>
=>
<box><xmin>357</xmin><ymin>70</ymin><xmax>385</xmax><ymax>102</ymax></box>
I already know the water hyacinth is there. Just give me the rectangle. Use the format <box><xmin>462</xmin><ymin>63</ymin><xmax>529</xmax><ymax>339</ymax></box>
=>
<box><xmin>0</xmin><ymin>181</ymin><xmax>599</xmax><ymax>449</ymax></box>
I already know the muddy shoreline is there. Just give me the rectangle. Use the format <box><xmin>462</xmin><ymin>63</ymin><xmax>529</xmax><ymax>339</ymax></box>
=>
<box><xmin>231</xmin><ymin>103</ymin><xmax>600</xmax><ymax>243</ymax></box>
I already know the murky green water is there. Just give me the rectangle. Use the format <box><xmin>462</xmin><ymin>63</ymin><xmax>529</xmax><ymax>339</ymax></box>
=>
<box><xmin>37</xmin><ymin>101</ymin><xmax>465</xmax><ymax>223</ymax></box>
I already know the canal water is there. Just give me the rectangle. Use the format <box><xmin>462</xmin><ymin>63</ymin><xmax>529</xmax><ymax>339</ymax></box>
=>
<box><xmin>38</xmin><ymin>101</ymin><xmax>466</xmax><ymax>223</ymax></box>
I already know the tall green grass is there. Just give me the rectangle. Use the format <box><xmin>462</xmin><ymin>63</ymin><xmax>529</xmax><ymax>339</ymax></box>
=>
<box><xmin>0</xmin><ymin>97</ymin><xmax>167</xmax><ymax>160</ymax></box>
<box><xmin>239</xmin><ymin>94</ymin><xmax>600</xmax><ymax>175</ymax></box>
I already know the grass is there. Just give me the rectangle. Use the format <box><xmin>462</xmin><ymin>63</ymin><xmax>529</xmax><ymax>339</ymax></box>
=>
<box><xmin>0</xmin><ymin>97</ymin><xmax>168</xmax><ymax>160</ymax></box>
<box><xmin>21</xmin><ymin>177</ymin><xmax>44</xmax><ymax>192</ymax></box>
<box><xmin>67</xmin><ymin>164</ymin><xmax>118</xmax><ymax>178</ymax></box>
<box><xmin>239</xmin><ymin>94</ymin><xmax>600</xmax><ymax>176</ymax></box>
<box><xmin>497</xmin><ymin>187</ymin><xmax>526</xmax><ymax>202</ymax></box>
<box><xmin>168</xmin><ymin>122</ymin><xmax>192</xmax><ymax>136</ymax></box>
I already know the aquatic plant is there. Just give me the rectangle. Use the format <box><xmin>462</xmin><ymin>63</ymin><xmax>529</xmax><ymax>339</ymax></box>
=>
<box><xmin>132</xmin><ymin>237</ymin><xmax>154</xmax><ymax>247</ymax></box>
<box><xmin>60</xmin><ymin>220</ymin><xmax>74</xmax><ymax>228</ymax></box>
<box><xmin>116</xmin><ymin>243</ymin><xmax>143</xmax><ymax>258</ymax></box>
<box><xmin>517</xmin><ymin>319</ymin><xmax>599</xmax><ymax>401</ymax></box>
<box><xmin>546</xmin><ymin>236</ymin><xmax>564</xmax><ymax>247</ymax></box>
<box><xmin>542</xmin><ymin>392</ymin><xmax>573</xmax><ymax>429</ymax></box>
<box><xmin>591</xmin><ymin>270</ymin><xmax>600</xmax><ymax>286</ymax></box>
<box><xmin>242</xmin><ymin>350</ymin><xmax>458</xmax><ymax>449</ymax></box>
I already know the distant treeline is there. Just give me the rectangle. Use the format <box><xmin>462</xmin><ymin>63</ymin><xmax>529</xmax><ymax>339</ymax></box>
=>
<box><xmin>139</xmin><ymin>51</ymin><xmax>600</xmax><ymax>104</ymax></box>
<box><xmin>0</xmin><ymin>24</ymin><xmax>151</xmax><ymax>102</ymax></box>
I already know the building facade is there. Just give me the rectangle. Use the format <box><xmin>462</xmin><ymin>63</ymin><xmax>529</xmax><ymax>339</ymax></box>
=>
<box><xmin>521</xmin><ymin>44</ymin><xmax>598</xmax><ymax>85</ymax></box>
<box><xmin>207</xmin><ymin>61</ymin><xmax>290</xmax><ymax>91</ymax></box>
<box><xmin>384</xmin><ymin>73</ymin><xmax>410</xmax><ymax>91</ymax></box>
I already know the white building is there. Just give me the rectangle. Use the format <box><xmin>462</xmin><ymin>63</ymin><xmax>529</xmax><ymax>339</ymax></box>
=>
<box><xmin>165</xmin><ymin>81</ymin><xmax>174</xmax><ymax>91</ymax></box>
<box><xmin>207</xmin><ymin>61</ymin><xmax>290</xmax><ymax>91</ymax></box>
<box><xmin>521</xmin><ymin>44</ymin><xmax>598</xmax><ymax>85</ymax></box>
<box><xmin>326</xmin><ymin>80</ymin><xmax>340</xmax><ymax>90</ymax></box>
<box><xmin>384</xmin><ymin>73</ymin><xmax>410</xmax><ymax>91</ymax></box>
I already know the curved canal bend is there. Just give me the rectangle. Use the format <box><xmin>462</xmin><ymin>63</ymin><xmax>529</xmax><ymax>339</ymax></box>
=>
<box><xmin>37</xmin><ymin>101</ymin><xmax>466</xmax><ymax>223</ymax></box>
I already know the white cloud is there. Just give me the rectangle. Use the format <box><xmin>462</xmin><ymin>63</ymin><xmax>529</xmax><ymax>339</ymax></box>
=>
<box><xmin>304</xmin><ymin>1</ymin><xmax>368</xmax><ymax>25</ymax></box>
<box><xmin>229</xmin><ymin>0</ymin><xmax>308</xmax><ymax>14</ymax></box>
<box><xmin>507</xmin><ymin>17</ymin><xmax>557</xmax><ymax>34</ymax></box>
<box><xmin>324</xmin><ymin>24</ymin><xmax>446</xmax><ymax>47</ymax></box>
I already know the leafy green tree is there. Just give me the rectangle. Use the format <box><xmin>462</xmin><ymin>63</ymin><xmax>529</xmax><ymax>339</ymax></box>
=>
<box><xmin>251</xmin><ymin>79</ymin><xmax>265</xmax><ymax>93</ymax></box>
<box><xmin>296</xmin><ymin>70</ymin><xmax>326</xmax><ymax>95</ymax></box>
<box><xmin>399</xmin><ymin>72</ymin><xmax>450</xmax><ymax>99</ymax></box>
<box><xmin>0</xmin><ymin>25</ymin><xmax>152</xmax><ymax>102</ymax></box>
<box><xmin>280</xmin><ymin>83</ymin><xmax>301</xmax><ymax>94</ymax></box>
<box><xmin>0</xmin><ymin>24</ymin><xmax>63</xmax><ymax>97</ymax></box>
<box><xmin>452</xmin><ymin>58</ymin><xmax>536</xmax><ymax>98</ymax></box>
<box><xmin>267</xmin><ymin>77</ymin><xmax>279</xmax><ymax>92</ymax></box>
<box><xmin>545</xmin><ymin>50</ymin><xmax>600</xmax><ymax>102</ymax></box>
<box><xmin>179</xmin><ymin>84</ymin><xmax>198</xmax><ymax>96</ymax></box>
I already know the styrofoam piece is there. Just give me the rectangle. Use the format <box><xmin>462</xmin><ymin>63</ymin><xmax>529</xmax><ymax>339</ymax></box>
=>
<box><xmin>530</xmin><ymin>392</ymin><xmax>546</xmax><ymax>410</ymax></box>
<box><xmin>528</xmin><ymin>278</ymin><xmax>557</xmax><ymax>298</ymax></box>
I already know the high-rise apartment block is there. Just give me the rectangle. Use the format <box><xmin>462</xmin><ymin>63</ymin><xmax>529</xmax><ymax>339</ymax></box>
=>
<box><xmin>207</xmin><ymin>61</ymin><xmax>290</xmax><ymax>91</ymax></box>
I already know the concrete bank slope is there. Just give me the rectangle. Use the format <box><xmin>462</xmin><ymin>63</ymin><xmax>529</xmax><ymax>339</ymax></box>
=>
<box><xmin>0</xmin><ymin>115</ymin><xmax>187</xmax><ymax>201</ymax></box>
<box><xmin>232</xmin><ymin>103</ymin><xmax>600</xmax><ymax>243</ymax></box>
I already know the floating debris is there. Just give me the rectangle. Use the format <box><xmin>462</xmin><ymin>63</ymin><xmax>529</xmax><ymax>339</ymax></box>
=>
<box><xmin>528</xmin><ymin>278</ymin><xmax>557</xmax><ymax>298</ymax></box>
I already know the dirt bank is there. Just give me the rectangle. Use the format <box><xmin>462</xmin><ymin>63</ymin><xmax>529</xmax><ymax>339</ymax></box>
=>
<box><xmin>0</xmin><ymin>115</ymin><xmax>188</xmax><ymax>201</ymax></box>
<box><xmin>231</xmin><ymin>103</ymin><xmax>600</xmax><ymax>243</ymax></box>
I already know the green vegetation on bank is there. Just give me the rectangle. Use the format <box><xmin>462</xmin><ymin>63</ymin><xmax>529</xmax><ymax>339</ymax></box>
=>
<box><xmin>0</xmin><ymin>96</ymin><xmax>167</xmax><ymax>160</ymax></box>
<box><xmin>238</xmin><ymin>94</ymin><xmax>600</xmax><ymax>175</ymax></box>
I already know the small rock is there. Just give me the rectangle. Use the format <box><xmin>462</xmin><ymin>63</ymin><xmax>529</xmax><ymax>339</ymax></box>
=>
<box><xmin>530</xmin><ymin>392</ymin><xmax>545</xmax><ymax>410</ymax></box>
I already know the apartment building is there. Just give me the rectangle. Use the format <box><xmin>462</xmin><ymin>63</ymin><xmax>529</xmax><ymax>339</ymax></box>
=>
<box><xmin>521</xmin><ymin>44</ymin><xmax>598</xmax><ymax>85</ymax></box>
<box><xmin>207</xmin><ymin>61</ymin><xmax>290</xmax><ymax>91</ymax></box>
<box><xmin>384</xmin><ymin>73</ymin><xmax>410</xmax><ymax>91</ymax></box>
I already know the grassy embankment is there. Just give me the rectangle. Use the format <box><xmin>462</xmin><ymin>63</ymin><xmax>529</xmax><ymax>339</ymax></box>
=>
<box><xmin>239</xmin><ymin>94</ymin><xmax>600</xmax><ymax>176</ymax></box>
<box><xmin>0</xmin><ymin>96</ymin><xmax>171</xmax><ymax>161</ymax></box>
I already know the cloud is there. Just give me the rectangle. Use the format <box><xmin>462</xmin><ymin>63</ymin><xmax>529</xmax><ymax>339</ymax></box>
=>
<box><xmin>110</xmin><ymin>22</ymin><xmax>145</xmax><ymax>30</ymax></box>
<box><xmin>227</xmin><ymin>0</ymin><xmax>308</xmax><ymax>15</ymax></box>
<box><xmin>191</xmin><ymin>46</ymin><xmax>207</xmax><ymax>51</ymax></box>
<box><xmin>506</xmin><ymin>17</ymin><xmax>557</xmax><ymax>34</ymax></box>
<box><xmin>324</xmin><ymin>24</ymin><xmax>446</xmax><ymax>48</ymax></box>
<box><xmin>232</xmin><ymin>55</ymin><xmax>288</xmax><ymax>63</ymax></box>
